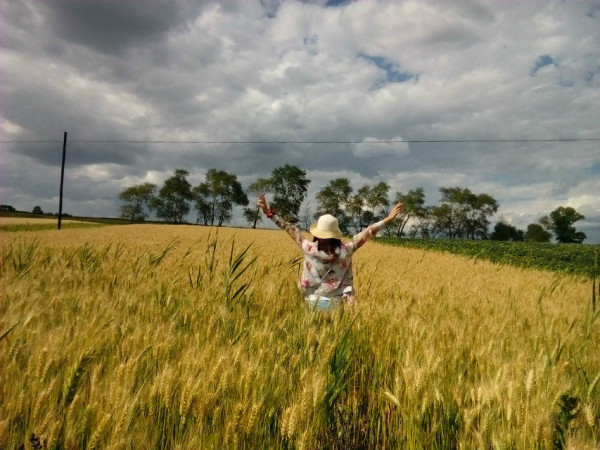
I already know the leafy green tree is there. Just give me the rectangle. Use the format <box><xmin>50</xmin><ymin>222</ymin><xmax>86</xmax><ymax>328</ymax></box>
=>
<box><xmin>119</xmin><ymin>182</ymin><xmax>157</xmax><ymax>223</ymax></box>
<box><xmin>243</xmin><ymin>178</ymin><xmax>272</xmax><ymax>229</ymax></box>
<box><xmin>315</xmin><ymin>177</ymin><xmax>352</xmax><ymax>216</ymax></box>
<box><xmin>192</xmin><ymin>184</ymin><xmax>212</xmax><ymax>225</ymax></box>
<box><xmin>243</xmin><ymin>207</ymin><xmax>260</xmax><ymax>229</ymax></box>
<box><xmin>464</xmin><ymin>193</ymin><xmax>499</xmax><ymax>239</ymax></box>
<box><xmin>389</xmin><ymin>187</ymin><xmax>426</xmax><ymax>237</ymax></box>
<box><xmin>32</xmin><ymin>206</ymin><xmax>43</xmax><ymax>214</ymax></box>
<box><xmin>366</xmin><ymin>182</ymin><xmax>391</xmax><ymax>220</ymax></box>
<box><xmin>524</xmin><ymin>223</ymin><xmax>552</xmax><ymax>242</ymax></box>
<box><xmin>299</xmin><ymin>202</ymin><xmax>313</xmax><ymax>231</ymax></box>
<box><xmin>490</xmin><ymin>221</ymin><xmax>524</xmax><ymax>241</ymax></box>
<box><xmin>150</xmin><ymin>169</ymin><xmax>193</xmax><ymax>224</ymax></box>
<box><xmin>431</xmin><ymin>203</ymin><xmax>454</xmax><ymax>238</ymax></box>
<box><xmin>432</xmin><ymin>187</ymin><xmax>468</xmax><ymax>238</ymax></box>
<box><xmin>347</xmin><ymin>185</ymin><xmax>370</xmax><ymax>231</ymax></box>
<box><xmin>269</xmin><ymin>164</ymin><xmax>310</xmax><ymax>224</ymax></box>
<box><xmin>409</xmin><ymin>205</ymin><xmax>435</xmax><ymax>238</ymax></box>
<box><xmin>346</xmin><ymin>183</ymin><xmax>390</xmax><ymax>232</ymax></box>
<box><xmin>540</xmin><ymin>206</ymin><xmax>587</xmax><ymax>243</ymax></box>
<box><xmin>315</xmin><ymin>178</ymin><xmax>353</xmax><ymax>234</ymax></box>
<box><xmin>432</xmin><ymin>187</ymin><xmax>498</xmax><ymax>239</ymax></box>
<box><xmin>194</xmin><ymin>169</ymin><xmax>249</xmax><ymax>227</ymax></box>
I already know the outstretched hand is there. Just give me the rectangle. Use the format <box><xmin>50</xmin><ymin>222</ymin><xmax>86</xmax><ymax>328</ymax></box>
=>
<box><xmin>383</xmin><ymin>202</ymin><xmax>404</xmax><ymax>225</ymax></box>
<box><xmin>257</xmin><ymin>194</ymin><xmax>269</xmax><ymax>215</ymax></box>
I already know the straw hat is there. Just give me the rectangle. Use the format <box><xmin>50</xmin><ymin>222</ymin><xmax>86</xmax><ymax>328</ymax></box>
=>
<box><xmin>310</xmin><ymin>214</ymin><xmax>343</xmax><ymax>239</ymax></box>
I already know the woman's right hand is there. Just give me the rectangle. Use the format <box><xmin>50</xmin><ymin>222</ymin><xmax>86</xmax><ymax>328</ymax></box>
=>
<box><xmin>257</xmin><ymin>194</ymin><xmax>269</xmax><ymax>214</ymax></box>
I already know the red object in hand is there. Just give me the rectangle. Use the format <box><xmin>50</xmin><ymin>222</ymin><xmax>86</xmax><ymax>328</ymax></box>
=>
<box><xmin>266</xmin><ymin>208</ymin><xmax>276</xmax><ymax>218</ymax></box>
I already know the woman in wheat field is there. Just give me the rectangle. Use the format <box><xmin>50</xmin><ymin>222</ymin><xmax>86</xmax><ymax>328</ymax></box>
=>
<box><xmin>258</xmin><ymin>194</ymin><xmax>403</xmax><ymax>311</ymax></box>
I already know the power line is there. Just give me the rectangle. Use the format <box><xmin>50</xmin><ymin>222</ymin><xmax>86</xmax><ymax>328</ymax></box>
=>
<box><xmin>2</xmin><ymin>137</ymin><xmax>600</xmax><ymax>144</ymax></box>
<box><xmin>1</xmin><ymin>140</ymin><xmax>63</xmax><ymax>143</ymax></box>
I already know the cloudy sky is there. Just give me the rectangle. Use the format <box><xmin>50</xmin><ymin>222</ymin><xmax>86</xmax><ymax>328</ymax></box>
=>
<box><xmin>2</xmin><ymin>0</ymin><xmax>599</xmax><ymax>241</ymax></box>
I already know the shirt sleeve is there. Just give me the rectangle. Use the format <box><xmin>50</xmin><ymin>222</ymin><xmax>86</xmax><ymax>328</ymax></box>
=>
<box><xmin>350</xmin><ymin>219</ymin><xmax>386</xmax><ymax>252</ymax></box>
<box><xmin>272</xmin><ymin>214</ymin><xmax>305</xmax><ymax>249</ymax></box>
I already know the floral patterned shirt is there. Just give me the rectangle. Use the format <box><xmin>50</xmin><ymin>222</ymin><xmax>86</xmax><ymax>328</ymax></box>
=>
<box><xmin>271</xmin><ymin>215</ymin><xmax>385</xmax><ymax>299</ymax></box>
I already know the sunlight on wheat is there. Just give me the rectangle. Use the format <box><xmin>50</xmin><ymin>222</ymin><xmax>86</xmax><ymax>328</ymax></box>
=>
<box><xmin>1</xmin><ymin>224</ymin><xmax>598</xmax><ymax>448</ymax></box>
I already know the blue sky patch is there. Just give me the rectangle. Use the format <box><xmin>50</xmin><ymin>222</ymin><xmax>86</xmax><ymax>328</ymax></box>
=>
<box><xmin>260</xmin><ymin>0</ymin><xmax>279</xmax><ymax>18</ymax></box>
<box><xmin>359</xmin><ymin>54</ymin><xmax>416</xmax><ymax>87</ymax></box>
<box><xmin>326</xmin><ymin>0</ymin><xmax>352</xmax><ymax>7</ymax></box>
<box><xmin>530</xmin><ymin>54</ymin><xmax>556</xmax><ymax>76</ymax></box>
<box><xmin>584</xmin><ymin>162</ymin><xmax>600</xmax><ymax>175</ymax></box>
<box><xmin>585</xmin><ymin>66</ymin><xmax>600</xmax><ymax>85</ymax></box>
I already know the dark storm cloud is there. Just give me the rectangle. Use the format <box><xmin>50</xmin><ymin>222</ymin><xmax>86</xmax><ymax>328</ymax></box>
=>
<box><xmin>36</xmin><ymin>0</ymin><xmax>204</xmax><ymax>56</ymax></box>
<box><xmin>8</xmin><ymin>139</ymin><xmax>146</xmax><ymax>169</ymax></box>
<box><xmin>2</xmin><ymin>0</ymin><xmax>599</xmax><ymax>241</ymax></box>
<box><xmin>3</xmin><ymin>79</ymin><xmax>149</xmax><ymax>167</ymax></box>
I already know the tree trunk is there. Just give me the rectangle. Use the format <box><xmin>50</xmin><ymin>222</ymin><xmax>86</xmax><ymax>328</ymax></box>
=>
<box><xmin>398</xmin><ymin>215</ymin><xmax>410</xmax><ymax>238</ymax></box>
<box><xmin>211</xmin><ymin>199</ymin><xmax>216</xmax><ymax>226</ymax></box>
<box><xmin>252</xmin><ymin>205</ymin><xmax>259</xmax><ymax>229</ymax></box>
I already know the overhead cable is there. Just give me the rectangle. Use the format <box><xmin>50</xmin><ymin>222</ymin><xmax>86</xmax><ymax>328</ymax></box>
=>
<box><xmin>2</xmin><ymin>137</ymin><xmax>600</xmax><ymax>144</ymax></box>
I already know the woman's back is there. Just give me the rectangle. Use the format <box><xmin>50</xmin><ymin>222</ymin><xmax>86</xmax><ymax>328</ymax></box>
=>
<box><xmin>257</xmin><ymin>194</ymin><xmax>404</xmax><ymax>310</ymax></box>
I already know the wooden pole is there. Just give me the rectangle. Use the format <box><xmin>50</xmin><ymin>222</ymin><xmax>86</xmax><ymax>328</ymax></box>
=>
<box><xmin>58</xmin><ymin>131</ymin><xmax>67</xmax><ymax>230</ymax></box>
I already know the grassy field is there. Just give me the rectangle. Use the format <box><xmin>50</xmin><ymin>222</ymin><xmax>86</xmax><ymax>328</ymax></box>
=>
<box><xmin>1</xmin><ymin>223</ymin><xmax>599</xmax><ymax>449</ymax></box>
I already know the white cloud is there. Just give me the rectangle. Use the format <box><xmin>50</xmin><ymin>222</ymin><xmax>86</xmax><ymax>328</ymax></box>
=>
<box><xmin>2</xmin><ymin>0</ymin><xmax>599</xmax><ymax>241</ymax></box>
<box><xmin>1</xmin><ymin>118</ymin><xmax>25</xmax><ymax>136</ymax></box>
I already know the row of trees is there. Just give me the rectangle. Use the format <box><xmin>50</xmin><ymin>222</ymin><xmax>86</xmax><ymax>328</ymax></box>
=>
<box><xmin>309</xmin><ymin>181</ymin><xmax>501</xmax><ymax>240</ymax></box>
<box><xmin>119</xmin><ymin>166</ymin><xmax>587</xmax><ymax>243</ymax></box>
<box><xmin>120</xmin><ymin>169</ymin><xmax>251</xmax><ymax>226</ymax></box>
<box><xmin>313</xmin><ymin>180</ymin><xmax>587</xmax><ymax>243</ymax></box>
<box><xmin>1</xmin><ymin>204</ymin><xmax>72</xmax><ymax>216</ymax></box>
<box><xmin>490</xmin><ymin>207</ymin><xmax>587</xmax><ymax>243</ymax></box>
<box><xmin>119</xmin><ymin>165</ymin><xmax>310</xmax><ymax>227</ymax></box>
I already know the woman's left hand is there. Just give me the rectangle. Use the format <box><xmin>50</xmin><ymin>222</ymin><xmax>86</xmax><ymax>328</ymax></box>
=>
<box><xmin>384</xmin><ymin>202</ymin><xmax>404</xmax><ymax>224</ymax></box>
<box><xmin>257</xmin><ymin>194</ymin><xmax>269</xmax><ymax>215</ymax></box>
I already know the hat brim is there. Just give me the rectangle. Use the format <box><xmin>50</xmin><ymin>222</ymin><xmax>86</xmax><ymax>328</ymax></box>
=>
<box><xmin>310</xmin><ymin>223</ymin><xmax>343</xmax><ymax>240</ymax></box>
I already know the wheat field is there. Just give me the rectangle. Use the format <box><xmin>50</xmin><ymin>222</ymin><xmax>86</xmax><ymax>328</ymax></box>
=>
<box><xmin>0</xmin><ymin>218</ymin><xmax>87</xmax><ymax>226</ymax></box>
<box><xmin>1</xmin><ymin>224</ymin><xmax>598</xmax><ymax>449</ymax></box>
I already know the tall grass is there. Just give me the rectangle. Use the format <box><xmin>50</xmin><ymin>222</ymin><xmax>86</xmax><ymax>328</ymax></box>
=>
<box><xmin>0</xmin><ymin>225</ymin><xmax>598</xmax><ymax>448</ymax></box>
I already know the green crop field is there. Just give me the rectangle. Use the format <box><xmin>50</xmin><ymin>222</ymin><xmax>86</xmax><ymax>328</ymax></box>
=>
<box><xmin>377</xmin><ymin>237</ymin><xmax>600</xmax><ymax>279</ymax></box>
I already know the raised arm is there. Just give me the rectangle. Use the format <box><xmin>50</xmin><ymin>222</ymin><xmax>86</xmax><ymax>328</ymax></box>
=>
<box><xmin>351</xmin><ymin>202</ymin><xmax>404</xmax><ymax>250</ymax></box>
<box><xmin>258</xmin><ymin>194</ymin><xmax>304</xmax><ymax>248</ymax></box>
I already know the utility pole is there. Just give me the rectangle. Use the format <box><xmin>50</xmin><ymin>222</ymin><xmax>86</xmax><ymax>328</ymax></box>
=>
<box><xmin>58</xmin><ymin>131</ymin><xmax>67</xmax><ymax>230</ymax></box>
